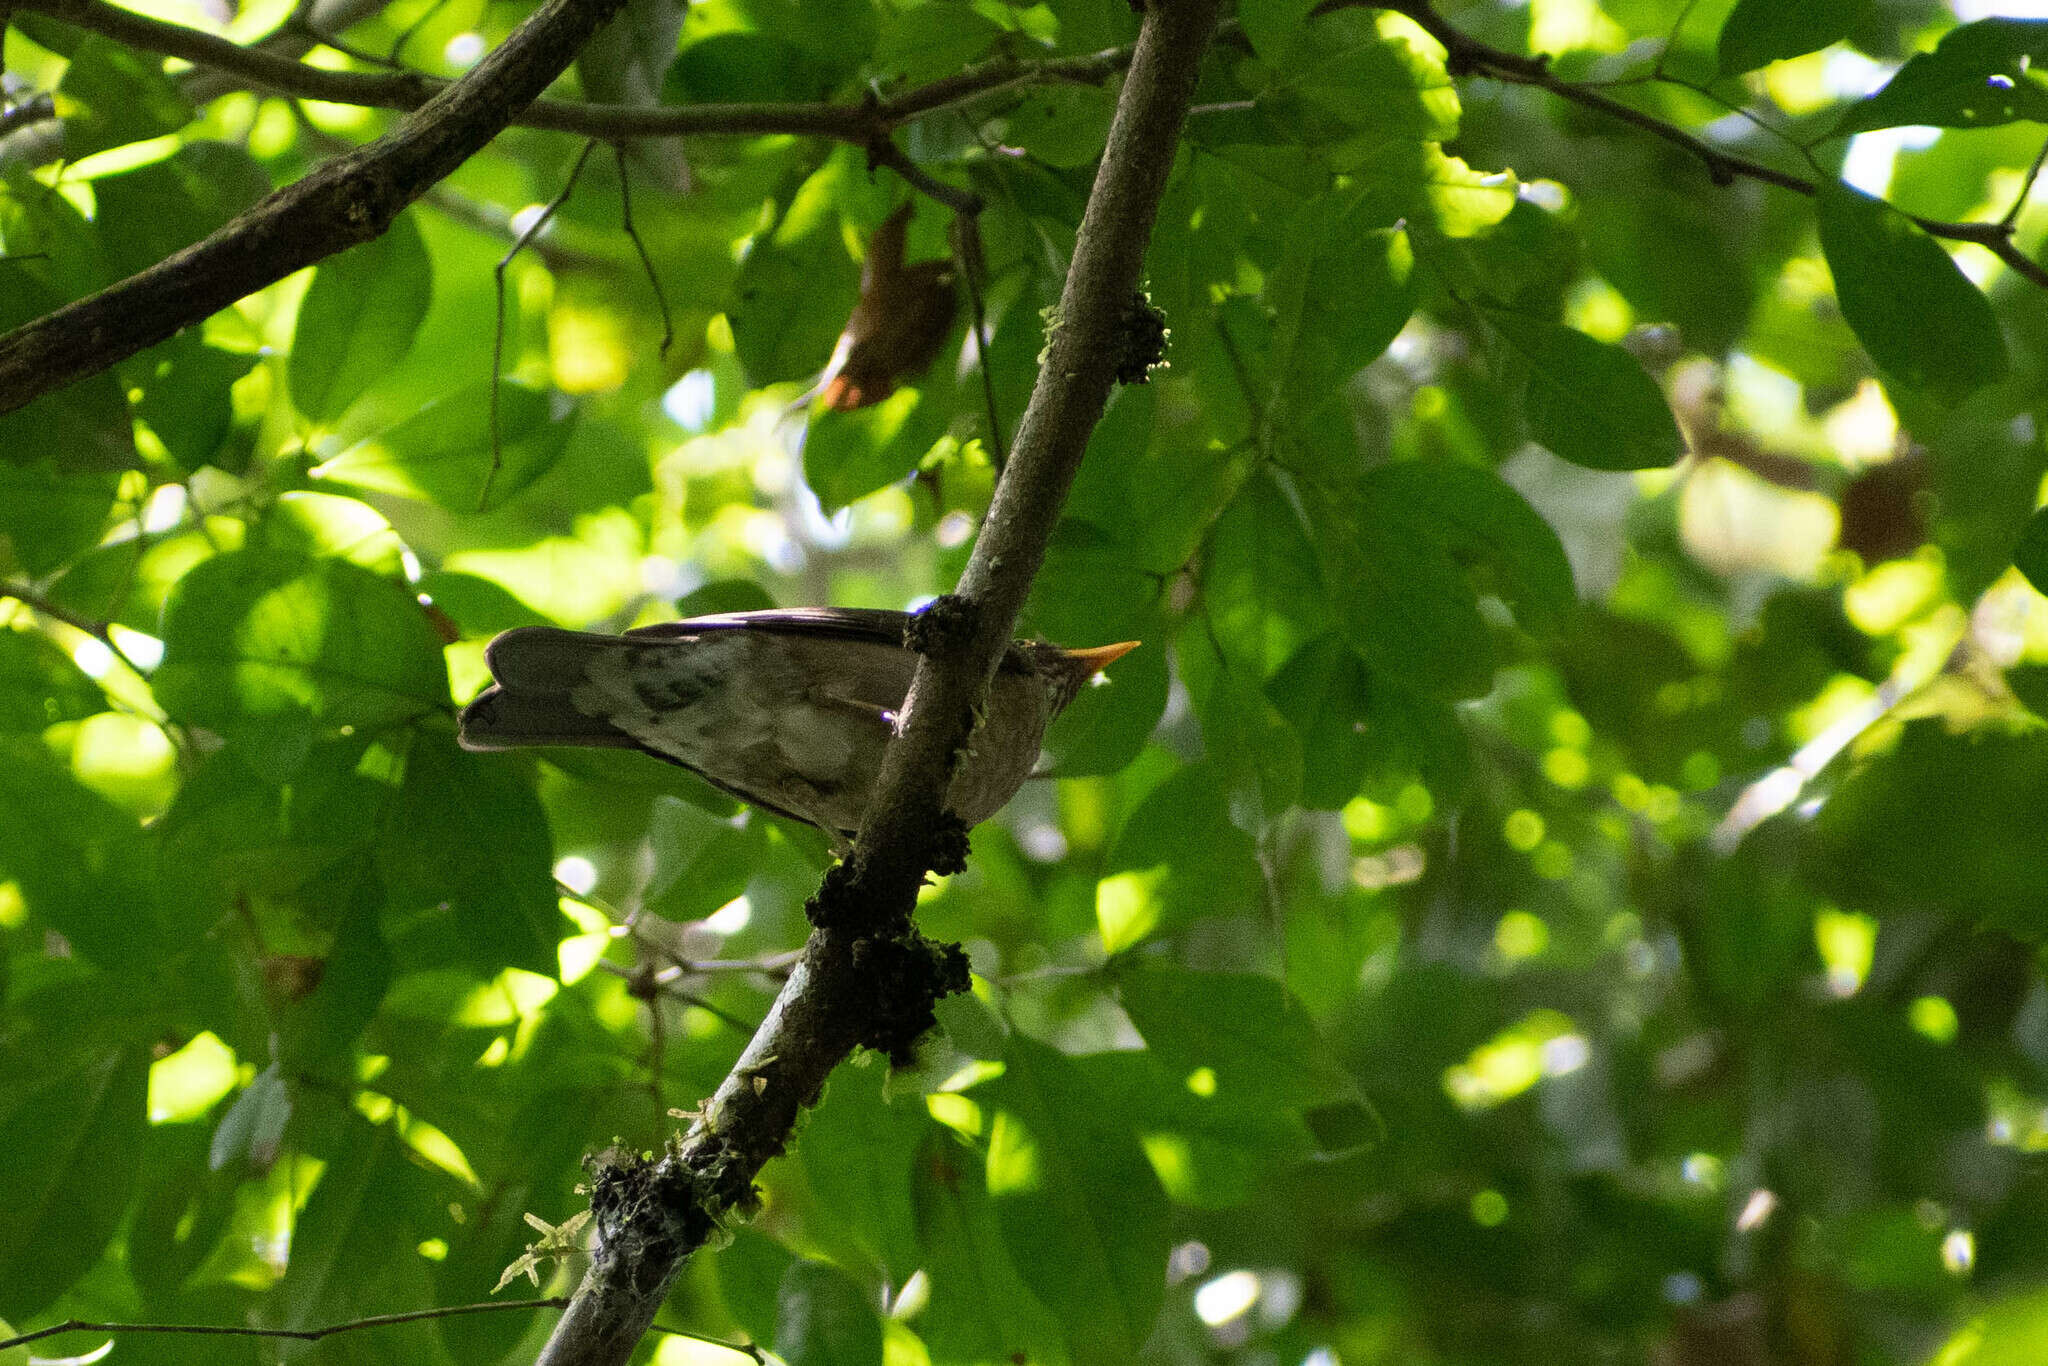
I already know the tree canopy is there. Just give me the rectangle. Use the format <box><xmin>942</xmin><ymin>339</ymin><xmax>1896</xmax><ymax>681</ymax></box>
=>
<box><xmin>5</xmin><ymin>0</ymin><xmax>2048</xmax><ymax>1363</ymax></box>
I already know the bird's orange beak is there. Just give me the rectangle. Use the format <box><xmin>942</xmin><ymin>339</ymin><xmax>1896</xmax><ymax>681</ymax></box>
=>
<box><xmin>1064</xmin><ymin>640</ymin><xmax>1141</xmax><ymax>677</ymax></box>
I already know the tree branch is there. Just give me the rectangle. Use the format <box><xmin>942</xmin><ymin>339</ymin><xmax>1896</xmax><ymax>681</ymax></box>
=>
<box><xmin>5</xmin><ymin>0</ymin><xmax>1135</xmax><ymax>142</ymax></box>
<box><xmin>1363</xmin><ymin>0</ymin><xmax>2048</xmax><ymax>292</ymax></box>
<box><xmin>0</xmin><ymin>0</ymin><xmax>628</xmax><ymax>417</ymax></box>
<box><xmin>527</xmin><ymin>1</ymin><xmax>1223</xmax><ymax>1363</ymax></box>
<box><xmin>0</xmin><ymin>1298</ymin><xmax>571</xmax><ymax>1351</ymax></box>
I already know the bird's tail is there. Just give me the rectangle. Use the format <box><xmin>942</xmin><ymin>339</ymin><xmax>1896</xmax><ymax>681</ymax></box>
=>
<box><xmin>457</xmin><ymin>626</ymin><xmax>634</xmax><ymax>751</ymax></box>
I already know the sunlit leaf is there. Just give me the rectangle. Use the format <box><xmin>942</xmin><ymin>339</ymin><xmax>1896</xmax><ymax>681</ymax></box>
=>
<box><xmin>313</xmin><ymin>381</ymin><xmax>578</xmax><ymax>512</ymax></box>
<box><xmin>290</xmin><ymin>211</ymin><xmax>433</xmax><ymax>425</ymax></box>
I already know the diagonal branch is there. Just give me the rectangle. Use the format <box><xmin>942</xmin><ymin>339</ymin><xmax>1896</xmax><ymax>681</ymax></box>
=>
<box><xmin>527</xmin><ymin>1</ymin><xmax>1224</xmax><ymax>1363</ymax></box>
<box><xmin>4</xmin><ymin>0</ymin><xmax>1135</xmax><ymax>142</ymax></box>
<box><xmin>0</xmin><ymin>0</ymin><xmax>626</xmax><ymax>417</ymax></box>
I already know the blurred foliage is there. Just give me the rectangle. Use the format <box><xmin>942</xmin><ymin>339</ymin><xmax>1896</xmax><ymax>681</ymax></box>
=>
<box><xmin>4</xmin><ymin>0</ymin><xmax>2048</xmax><ymax>1363</ymax></box>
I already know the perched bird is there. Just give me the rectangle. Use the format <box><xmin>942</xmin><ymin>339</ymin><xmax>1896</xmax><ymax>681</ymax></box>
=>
<box><xmin>816</xmin><ymin>203</ymin><xmax>958</xmax><ymax>412</ymax></box>
<box><xmin>458</xmin><ymin>607</ymin><xmax>1136</xmax><ymax>844</ymax></box>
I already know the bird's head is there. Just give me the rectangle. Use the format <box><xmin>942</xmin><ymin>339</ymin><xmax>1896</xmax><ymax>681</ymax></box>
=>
<box><xmin>1022</xmin><ymin>639</ymin><xmax>1141</xmax><ymax>714</ymax></box>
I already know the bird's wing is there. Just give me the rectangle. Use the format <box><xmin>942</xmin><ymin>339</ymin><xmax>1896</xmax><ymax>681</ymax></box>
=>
<box><xmin>626</xmin><ymin>607</ymin><xmax>912</xmax><ymax>647</ymax></box>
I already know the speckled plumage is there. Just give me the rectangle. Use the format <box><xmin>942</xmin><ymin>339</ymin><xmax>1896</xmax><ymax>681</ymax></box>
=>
<box><xmin>458</xmin><ymin>608</ymin><xmax>1133</xmax><ymax>841</ymax></box>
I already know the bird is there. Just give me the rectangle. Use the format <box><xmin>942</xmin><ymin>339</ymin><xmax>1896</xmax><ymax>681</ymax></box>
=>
<box><xmin>457</xmin><ymin>607</ymin><xmax>1137</xmax><ymax>846</ymax></box>
<box><xmin>816</xmin><ymin>203</ymin><xmax>958</xmax><ymax>412</ymax></box>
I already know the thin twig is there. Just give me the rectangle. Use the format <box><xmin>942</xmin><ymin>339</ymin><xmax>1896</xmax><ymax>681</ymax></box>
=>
<box><xmin>612</xmin><ymin>143</ymin><xmax>674</xmax><ymax>357</ymax></box>
<box><xmin>0</xmin><ymin>0</ymin><xmax>636</xmax><ymax>417</ymax></box>
<box><xmin>0</xmin><ymin>1299</ymin><xmax>572</xmax><ymax>1351</ymax></box>
<box><xmin>1321</xmin><ymin>0</ymin><xmax>2048</xmax><ymax>291</ymax></box>
<box><xmin>488</xmin><ymin>137</ymin><xmax>596</xmax><ymax>509</ymax></box>
<box><xmin>2002</xmin><ymin>132</ymin><xmax>2048</xmax><ymax>231</ymax></box>
<box><xmin>4</xmin><ymin>0</ymin><xmax>1137</xmax><ymax>144</ymax></box>
<box><xmin>0</xmin><ymin>579</ymin><xmax>151</xmax><ymax>676</ymax></box>
<box><xmin>955</xmin><ymin>211</ymin><xmax>1007</xmax><ymax>470</ymax></box>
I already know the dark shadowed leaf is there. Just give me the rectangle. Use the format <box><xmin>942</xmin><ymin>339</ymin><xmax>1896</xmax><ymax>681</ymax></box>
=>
<box><xmin>53</xmin><ymin>36</ymin><xmax>192</xmax><ymax>158</ymax></box>
<box><xmin>0</xmin><ymin>629</ymin><xmax>104</xmax><ymax>731</ymax></box>
<box><xmin>1816</xmin><ymin>183</ymin><xmax>2008</xmax><ymax>405</ymax></box>
<box><xmin>1834</xmin><ymin>19</ymin><xmax>2048</xmax><ymax>136</ymax></box>
<box><xmin>2017</xmin><ymin>505</ymin><xmax>2048</xmax><ymax>596</ymax></box>
<box><xmin>1481</xmin><ymin>307</ymin><xmax>1685</xmax><ymax>470</ymax></box>
<box><xmin>379</xmin><ymin>729</ymin><xmax>563</xmax><ymax>976</ymax></box>
<box><xmin>0</xmin><ymin>1047</ymin><xmax>148</xmax><ymax>1321</ymax></box>
<box><xmin>1812</xmin><ymin>722</ymin><xmax>2048</xmax><ymax>938</ymax></box>
<box><xmin>984</xmin><ymin>1036</ymin><xmax>1171</xmax><ymax>1366</ymax></box>
<box><xmin>1717</xmin><ymin>0</ymin><xmax>1869</xmax><ymax>74</ymax></box>
<box><xmin>0</xmin><ymin>738</ymin><xmax>165</xmax><ymax>972</ymax></box>
<box><xmin>773</xmin><ymin>1259</ymin><xmax>883</xmax><ymax>1366</ymax></box>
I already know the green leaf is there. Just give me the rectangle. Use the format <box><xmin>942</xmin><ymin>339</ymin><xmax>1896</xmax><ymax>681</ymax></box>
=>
<box><xmin>128</xmin><ymin>1120</ymin><xmax>244</xmax><ymax>1306</ymax></box>
<box><xmin>985</xmin><ymin>1037</ymin><xmax>1171</xmax><ymax>1366</ymax></box>
<box><xmin>156</xmin><ymin>740</ymin><xmax>389</xmax><ymax>915</ymax></box>
<box><xmin>1103</xmin><ymin>762</ymin><xmax>1264</xmax><ymax>950</ymax></box>
<box><xmin>1003</xmin><ymin>85</ymin><xmax>1117</xmax><ymax>168</ymax></box>
<box><xmin>716</xmin><ymin>1228</ymin><xmax>798</xmax><ymax>1347</ymax></box>
<box><xmin>1267</xmin><ymin>203</ymin><xmax>1417</xmax><ymax>421</ymax></box>
<box><xmin>774</xmin><ymin>1259</ymin><xmax>884</xmax><ymax>1366</ymax></box>
<box><xmin>642</xmin><ymin>793</ymin><xmax>768</xmax><ymax>923</ymax></box>
<box><xmin>1480</xmin><ymin>307</ymin><xmax>1685</xmax><ymax>470</ymax></box>
<box><xmin>1364</xmin><ymin>460</ymin><xmax>1577</xmax><ymax>637</ymax></box>
<box><xmin>0</xmin><ymin>629</ymin><xmax>105</xmax><ymax>731</ymax></box>
<box><xmin>1815</xmin><ymin>183</ymin><xmax>2009</xmax><ymax>405</ymax></box>
<box><xmin>0</xmin><ymin>738</ymin><xmax>166</xmax><ymax>971</ymax></box>
<box><xmin>312</xmin><ymin>380</ymin><xmax>578</xmax><ymax>512</ymax></box>
<box><xmin>0</xmin><ymin>1047</ymin><xmax>149</xmax><ymax>1321</ymax></box>
<box><xmin>0</xmin><ymin>460</ymin><xmax>122</xmax><ymax>574</ymax></box>
<box><xmin>154</xmin><ymin>549</ymin><xmax>449</xmax><ymax>770</ymax></box>
<box><xmin>91</xmin><ymin>143</ymin><xmax>271</xmax><ymax>281</ymax></box>
<box><xmin>1117</xmin><ymin>962</ymin><xmax>1370</xmax><ymax>1115</ymax></box>
<box><xmin>1834</xmin><ymin>18</ymin><xmax>2048</xmax><ymax>137</ymax></box>
<box><xmin>1812</xmin><ymin>722</ymin><xmax>2048</xmax><ymax>938</ymax></box>
<box><xmin>253</xmin><ymin>491</ymin><xmax>409</xmax><ymax>578</ymax></box>
<box><xmin>133</xmin><ymin>337</ymin><xmax>259</xmax><ymax>472</ymax></box>
<box><xmin>1304</xmin><ymin>463</ymin><xmax>1568</xmax><ymax>700</ymax></box>
<box><xmin>729</xmin><ymin>164</ymin><xmax>862</xmax><ymax>386</ymax></box>
<box><xmin>875</xmin><ymin>3</ymin><xmax>1005</xmax><ymax>85</ymax></box>
<box><xmin>379</xmin><ymin>729</ymin><xmax>563</xmax><ymax>975</ymax></box>
<box><xmin>1202</xmin><ymin>471</ymin><xmax>1327</xmax><ymax>678</ymax></box>
<box><xmin>1040</xmin><ymin>624</ymin><xmax>1168</xmax><ymax>778</ymax></box>
<box><xmin>803</xmin><ymin>387</ymin><xmax>947</xmax><ymax>512</ymax></box>
<box><xmin>1289</xmin><ymin>8</ymin><xmax>1460</xmax><ymax>144</ymax></box>
<box><xmin>290</xmin><ymin>211</ymin><xmax>433</xmax><ymax>424</ymax></box>
<box><xmin>52</xmin><ymin>35</ymin><xmax>193</xmax><ymax>159</ymax></box>
<box><xmin>797</xmin><ymin>1063</ymin><xmax>925</xmax><ymax>1274</ymax></box>
<box><xmin>667</xmin><ymin>32</ymin><xmax>836</xmax><ymax>103</ymax></box>
<box><xmin>1263</xmin><ymin>635</ymin><xmax>1375</xmax><ymax>808</ymax></box>
<box><xmin>267</xmin><ymin>1116</ymin><xmax>442</xmax><ymax>1355</ymax></box>
<box><xmin>2017</xmin><ymin>505</ymin><xmax>2048</xmax><ymax>596</ymax></box>
<box><xmin>1350</xmin><ymin>141</ymin><xmax>1517</xmax><ymax>239</ymax></box>
<box><xmin>908</xmin><ymin>1128</ymin><xmax>1066</xmax><ymax>1366</ymax></box>
<box><xmin>1717</xmin><ymin>0</ymin><xmax>1868</xmax><ymax>74</ymax></box>
<box><xmin>414</xmin><ymin>570</ymin><xmax>553</xmax><ymax>637</ymax></box>
<box><xmin>1927</xmin><ymin>1285</ymin><xmax>2048</xmax><ymax>1366</ymax></box>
